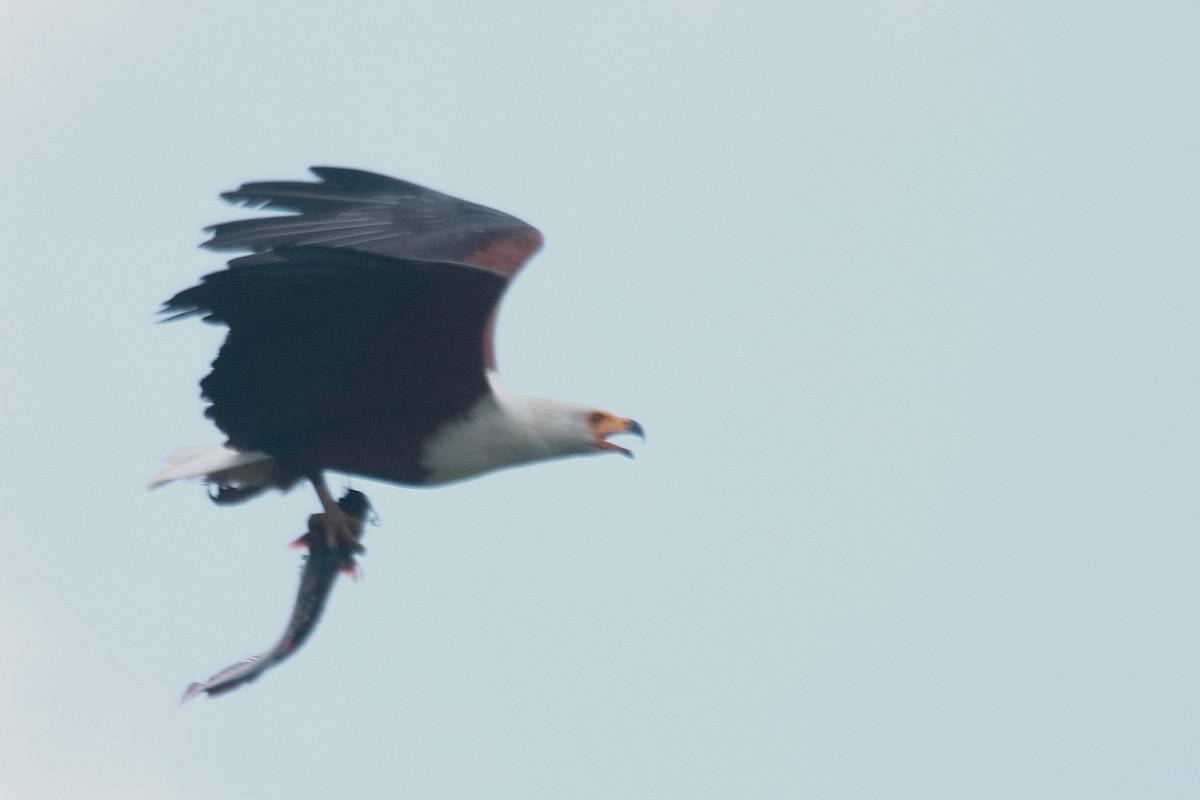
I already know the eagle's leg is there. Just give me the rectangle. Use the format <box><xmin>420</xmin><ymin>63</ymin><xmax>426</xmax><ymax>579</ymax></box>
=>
<box><xmin>311</xmin><ymin>475</ymin><xmax>367</xmax><ymax>554</ymax></box>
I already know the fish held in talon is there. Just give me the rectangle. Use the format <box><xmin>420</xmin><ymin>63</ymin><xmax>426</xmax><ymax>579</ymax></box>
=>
<box><xmin>180</xmin><ymin>490</ymin><xmax>371</xmax><ymax>703</ymax></box>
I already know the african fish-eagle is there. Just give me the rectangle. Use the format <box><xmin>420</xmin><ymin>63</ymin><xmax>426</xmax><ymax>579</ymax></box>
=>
<box><xmin>150</xmin><ymin>167</ymin><xmax>642</xmax><ymax>546</ymax></box>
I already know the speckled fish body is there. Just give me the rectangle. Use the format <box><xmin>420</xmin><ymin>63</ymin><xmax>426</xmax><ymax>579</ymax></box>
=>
<box><xmin>181</xmin><ymin>490</ymin><xmax>370</xmax><ymax>703</ymax></box>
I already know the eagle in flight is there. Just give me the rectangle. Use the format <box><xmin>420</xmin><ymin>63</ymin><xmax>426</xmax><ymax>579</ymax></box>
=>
<box><xmin>152</xmin><ymin>167</ymin><xmax>642</xmax><ymax>546</ymax></box>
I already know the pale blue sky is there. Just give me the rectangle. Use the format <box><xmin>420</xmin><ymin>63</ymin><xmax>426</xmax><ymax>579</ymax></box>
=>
<box><xmin>3</xmin><ymin>1</ymin><xmax>1198</xmax><ymax>798</ymax></box>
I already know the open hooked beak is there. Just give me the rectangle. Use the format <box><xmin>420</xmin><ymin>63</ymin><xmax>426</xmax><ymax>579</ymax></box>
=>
<box><xmin>591</xmin><ymin>415</ymin><xmax>645</xmax><ymax>458</ymax></box>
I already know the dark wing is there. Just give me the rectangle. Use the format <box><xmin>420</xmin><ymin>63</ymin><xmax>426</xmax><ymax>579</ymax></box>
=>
<box><xmin>202</xmin><ymin>167</ymin><xmax>543</xmax><ymax>369</ymax></box>
<box><xmin>164</xmin><ymin>247</ymin><xmax>507</xmax><ymax>478</ymax></box>
<box><xmin>204</xmin><ymin>166</ymin><xmax>543</xmax><ymax>277</ymax></box>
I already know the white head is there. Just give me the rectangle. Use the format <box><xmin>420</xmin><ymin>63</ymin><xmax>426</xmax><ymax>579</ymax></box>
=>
<box><xmin>521</xmin><ymin>397</ymin><xmax>644</xmax><ymax>459</ymax></box>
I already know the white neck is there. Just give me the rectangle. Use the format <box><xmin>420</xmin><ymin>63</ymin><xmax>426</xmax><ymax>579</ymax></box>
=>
<box><xmin>419</xmin><ymin>373</ymin><xmax>596</xmax><ymax>485</ymax></box>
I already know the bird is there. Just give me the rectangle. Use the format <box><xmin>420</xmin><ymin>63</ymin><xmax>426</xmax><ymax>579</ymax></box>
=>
<box><xmin>151</xmin><ymin>166</ymin><xmax>642</xmax><ymax>547</ymax></box>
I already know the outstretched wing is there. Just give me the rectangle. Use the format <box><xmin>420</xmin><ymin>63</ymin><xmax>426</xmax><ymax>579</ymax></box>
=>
<box><xmin>164</xmin><ymin>247</ymin><xmax>507</xmax><ymax>479</ymax></box>
<box><xmin>204</xmin><ymin>166</ymin><xmax>543</xmax><ymax>277</ymax></box>
<box><xmin>202</xmin><ymin>167</ymin><xmax>543</xmax><ymax>369</ymax></box>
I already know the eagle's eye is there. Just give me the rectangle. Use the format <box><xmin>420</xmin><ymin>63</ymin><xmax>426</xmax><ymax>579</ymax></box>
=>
<box><xmin>589</xmin><ymin>412</ymin><xmax>605</xmax><ymax>425</ymax></box>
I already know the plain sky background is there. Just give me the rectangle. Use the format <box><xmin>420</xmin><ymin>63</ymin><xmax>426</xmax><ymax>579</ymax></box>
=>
<box><xmin>2</xmin><ymin>1</ymin><xmax>1198</xmax><ymax>797</ymax></box>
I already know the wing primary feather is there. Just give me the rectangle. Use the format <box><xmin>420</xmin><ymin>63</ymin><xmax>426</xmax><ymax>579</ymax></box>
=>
<box><xmin>201</xmin><ymin>166</ymin><xmax>544</xmax><ymax>277</ymax></box>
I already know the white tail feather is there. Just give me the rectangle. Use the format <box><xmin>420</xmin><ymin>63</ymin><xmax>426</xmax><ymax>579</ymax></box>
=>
<box><xmin>148</xmin><ymin>445</ymin><xmax>276</xmax><ymax>489</ymax></box>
